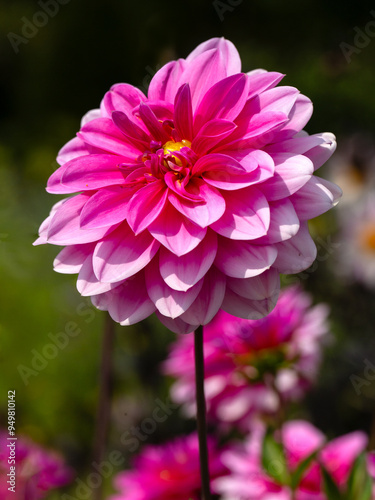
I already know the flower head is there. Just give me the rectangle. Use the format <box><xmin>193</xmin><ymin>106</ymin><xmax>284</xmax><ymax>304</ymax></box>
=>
<box><xmin>110</xmin><ymin>433</ymin><xmax>225</xmax><ymax>500</ymax></box>
<box><xmin>163</xmin><ymin>286</ymin><xmax>329</xmax><ymax>430</ymax></box>
<box><xmin>35</xmin><ymin>38</ymin><xmax>340</xmax><ymax>333</ymax></box>
<box><xmin>0</xmin><ymin>432</ymin><xmax>73</xmax><ymax>499</ymax></box>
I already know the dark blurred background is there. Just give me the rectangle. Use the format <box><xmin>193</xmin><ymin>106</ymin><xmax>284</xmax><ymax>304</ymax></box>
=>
<box><xmin>1</xmin><ymin>0</ymin><xmax>375</xmax><ymax>496</ymax></box>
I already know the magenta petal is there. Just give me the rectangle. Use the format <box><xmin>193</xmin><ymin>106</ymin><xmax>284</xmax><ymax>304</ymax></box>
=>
<box><xmin>56</xmin><ymin>137</ymin><xmax>90</xmax><ymax>166</ymax></box>
<box><xmin>215</xmin><ymin>238</ymin><xmax>278</xmax><ymax>278</ymax></box>
<box><xmin>290</xmin><ymin>176</ymin><xmax>342</xmax><ymax>220</ymax></box>
<box><xmin>221</xmin><ymin>287</ymin><xmax>278</xmax><ymax>319</ymax></box>
<box><xmin>226</xmin><ymin>267</ymin><xmax>279</xmax><ymax>301</ymax></box>
<box><xmin>277</xmin><ymin>94</ymin><xmax>313</xmax><ymax>139</ymax></box>
<box><xmin>174</xmin><ymin>84</ymin><xmax>193</xmax><ymax>141</ymax></box>
<box><xmin>247</xmin><ymin>71</ymin><xmax>285</xmax><ymax>99</ymax></box>
<box><xmin>255</xmin><ymin>198</ymin><xmax>300</xmax><ymax>244</ymax></box>
<box><xmin>252</xmin><ymin>86</ymin><xmax>300</xmax><ymax>116</ymax></box>
<box><xmin>112</xmin><ymin>111</ymin><xmax>150</xmax><ymax>150</ymax></box>
<box><xmin>93</xmin><ymin>222</ymin><xmax>160</xmax><ymax>283</ymax></box>
<box><xmin>180</xmin><ymin>266</ymin><xmax>226</xmax><ymax>325</ymax></box>
<box><xmin>191</xmin><ymin>119</ymin><xmax>237</xmax><ymax>156</ymax></box>
<box><xmin>127</xmin><ymin>180</ymin><xmax>168</xmax><ymax>235</ymax></box>
<box><xmin>156</xmin><ymin>313</ymin><xmax>198</xmax><ymax>334</ymax></box>
<box><xmin>47</xmin><ymin>194</ymin><xmax>113</xmax><ymax>245</ymax></box>
<box><xmin>148</xmin><ymin>59</ymin><xmax>186</xmax><ymax>103</ymax></box>
<box><xmin>96</xmin><ymin>273</ymin><xmax>156</xmax><ymax>326</ymax></box>
<box><xmin>47</xmin><ymin>164</ymin><xmax>75</xmax><ymax>194</ymax></box>
<box><xmin>145</xmin><ymin>256</ymin><xmax>203</xmax><ymax>318</ymax></box>
<box><xmin>53</xmin><ymin>243</ymin><xmax>94</xmax><ymax>274</ymax></box>
<box><xmin>210</xmin><ymin>187</ymin><xmax>270</xmax><ymax>240</ymax></box>
<box><xmin>60</xmin><ymin>154</ymin><xmax>130</xmax><ymax>192</ymax></box>
<box><xmin>77</xmin><ymin>256</ymin><xmax>118</xmax><ymax>296</ymax></box>
<box><xmin>260</xmin><ymin>153</ymin><xmax>313</xmax><ymax>201</ymax></box>
<box><xmin>148</xmin><ymin>203</ymin><xmax>207</xmax><ymax>256</ymax></box>
<box><xmin>273</xmin><ymin>223</ymin><xmax>317</xmax><ymax>273</ymax></box>
<box><xmin>78</xmin><ymin>118</ymin><xmax>142</xmax><ymax>158</ymax></box>
<box><xmin>194</xmin><ymin>74</ymin><xmax>249</xmax><ymax>134</ymax></box>
<box><xmin>192</xmin><ymin>153</ymin><xmax>244</xmax><ymax>177</ymax></box>
<box><xmin>159</xmin><ymin>230</ymin><xmax>217</xmax><ymax>291</ymax></box>
<box><xmin>138</xmin><ymin>103</ymin><xmax>171</xmax><ymax>143</ymax></box>
<box><xmin>80</xmin><ymin>186</ymin><xmax>137</xmax><ymax>229</ymax></box>
<box><xmin>186</xmin><ymin>37</ymin><xmax>241</xmax><ymax>76</ymax></box>
<box><xmin>168</xmin><ymin>179</ymin><xmax>226</xmax><ymax>228</ymax></box>
<box><xmin>102</xmin><ymin>83</ymin><xmax>146</xmax><ymax>116</ymax></box>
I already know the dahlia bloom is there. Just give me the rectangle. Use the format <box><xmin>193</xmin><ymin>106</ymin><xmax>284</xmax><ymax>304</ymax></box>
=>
<box><xmin>0</xmin><ymin>432</ymin><xmax>73</xmax><ymax>499</ymax></box>
<box><xmin>34</xmin><ymin>38</ymin><xmax>341</xmax><ymax>333</ymax></box>
<box><xmin>213</xmin><ymin>420</ymin><xmax>371</xmax><ymax>500</ymax></box>
<box><xmin>163</xmin><ymin>286</ymin><xmax>329</xmax><ymax>429</ymax></box>
<box><xmin>110</xmin><ymin>433</ymin><xmax>226</xmax><ymax>500</ymax></box>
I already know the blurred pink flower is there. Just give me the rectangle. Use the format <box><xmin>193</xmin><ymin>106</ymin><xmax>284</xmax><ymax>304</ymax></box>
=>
<box><xmin>163</xmin><ymin>286</ymin><xmax>329</xmax><ymax>429</ymax></box>
<box><xmin>0</xmin><ymin>432</ymin><xmax>73</xmax><ymax>499</ymax></box>
<box><xmin>110</xmin><ymin>433</ymin><xmax>226</xmax><ymax>500</ymax></box>
<box><xmin>213</xmin><ymin>420</ymin><xmax>370</xmax><ymax>500</ymax></box>
<box><xmin>35</xmin><ymin>38</ymin><xmax>340</xmax><ymax>333</ymax></box>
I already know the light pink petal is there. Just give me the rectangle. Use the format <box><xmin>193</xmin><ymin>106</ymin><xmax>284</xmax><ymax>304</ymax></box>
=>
<box><xmin>101</xmin><ymin>83</ymin><xmax>146</xmax><ymax>116</ymax></box>
<box><xmin>53</xmin><ymin>244</ymin><xmax>94</xmax><ymax>274</ymax></box>
<box><xmin>97</xmin><ymin>272</ymin><xmax>156</xmax><ymax>326</ymax></box>
<box><xmin>260</xmin><ymin>153</ymin><xmax>314</xmax><ymax>201</ymax></box>
<box><xmin>148</xmin><ymin>59</ymin><xmax>186</xmax><ymax>103</ymax></box>
<box><xmin>168</xmin><ymin>178</ymin><xmax>226</xmax><ymax>228</ymax></box>
<box><xmin>126</xmin><ymin>180</ymin><xmax>168</xmax><ymax>235</ymax></box>
<box><xmin>273</xmin><ymin>223</ymin><xmax>317</xmax><ymax>274</ymax></box>
<box><xmin>78</xmin><ymin>118</ymin><xmax>142</xmax><ymax>157</ymax></box>
<box><xmin>77</xmin><ymin>256</ymin><xmax>118</xmax><ymax>296</ymax></box>
<box><xmin>159</xmin><ymin>230</ymin><xmax>217</xmax><ymax>291</ymax></box>
<box><xmin>226</xmin><ymin>267</ymin><xmax>280</xmax><ymax>301</ymax></box>
<box><xmin>33</xmin><ymin>199</ymin><xmax>65</xmax><ymax>245</ymax></box>
<box><xmin>59</xmin><ymin>154</ymin><xmax>130</xmax><ymax>192</ymax></box>
<box><xmin>180</xmin><ymin>267</ymin><xmax>226</xmax><ymax>325</ymax></box>
<box><xmin>156</xmin><ymin>312</ymin><xmax>198</xmax><ymax>334</ymax></box>
<box><xmin>191</xmin><ymin>119</ymin><xmax>237</xmax><ymax>156</ymax></box>
<box><xmin>79</xmin><ymin>186</ymin><xmax>137</xmax><ymax>229</ymax></box>
<box><xmin>265</xmin><ymin>133</ymin><xmax>326</xmax><ymax>156</ymax></box>
<box><xmin>80</xmin><ymin>108</ymin><xmax>101</xmax><ymax>127</ymax></box>
<box><xmin>93</xmin><ymin>222</ymin><xmax>160</xmax><ymax>283</ymax></box>
<box><xmin>210</xmin><ymin>187</ymin><xmax>270</xmax><ymax>240</ymax></box>
<box><xmin>304</xmin><ymin>132</ymin><xmax>337</xmax><ymax>170</ymax></box>
<box><xmin>215</xmin><ymin>238</ymin><xmax>278</xmax><ymax>278</ymax></box>
<box><xmin>202</xmin><ymin>164</ymin><xmax>272</xmax><ymax>191</ymax></box>
<box><xmin>255</xmin><ymin>198</ymin><xmax>300</xmax><ymax>244</ymax></box>
<box><xmin>290</xmin><ymin>176</ymin><xmax>342</xmax><ymax>220</ymax></box>
<box><xmin>186</xmin><ymin>37</ymin><xmax>241</xmax><ymax>75</ymax></box>
<box><xmin>47</xmin><ymin>194</ymin><xmax>113</xmax><ymax>245</ymax></box>
<box><xmin>282</xmin><ymin>420</ymin><xmax>325</xmax><ymax>465</ymax></box>
<box><xmin>194</xmin><ymin>74</ymin><xmax>249</xmax><ymax>133</ymax></box>
<box><xmin>255</xmin><ymin>86</ymin><xmax>299</xmax><ymax>115</ymax></box>
<box><xmin>56</xmin><ymin>137</ymin><xmax>90</xmax><ymax>166</ymax></box>
<box><xmin>174</xmin><ymin>83</ymin><xmax>193</xmax><ymax>141</ymax></box>
<box><xmin>148</xmin><ymin>202</ymin><xmax>207</xmax><ymax>256</ymax></box>
<box><xmin>247</xmin><ymin>71</ymin><xmax>285</xmax><ymax>99</ymax></box>
<box><xmin>222</xmin><ymin>287</ymin><xmax>278</xmax><ymax>319</ymax></box>
<box><xmin>277</xmin><ymin>94</ymin><xmax>313</xmax><ymax>139</ymax></box>
<box><xmin>145</xmin><ymin>256</ymin><xmax>203</xmax><ymax>318</ymax></box>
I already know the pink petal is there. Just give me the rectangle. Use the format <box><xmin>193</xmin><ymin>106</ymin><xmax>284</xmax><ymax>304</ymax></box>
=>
<box><xmin>273</xmin><ymin>223</ymin><xmax>317</xmax><ymax>273</ymax></box>
<box><xmin>215</xmin><ymin>238</ymin><xmax>278</xmax><ymax>278</ymax></box>
<box><xmin>53</xmin><ymin>243</ymin><xmax>94</xmax><ymax>274</ymax></box>
<box><xmin>251</xmin><ymin>86</ymin><xmax>300</xmax><ymax>116</ymax></box>
<box><xmin>33</xmin><ymin>199</ymin><xmax>65</xmax><ymax>245</ymax></box>
<box><xmin>290</xmin><ymin>176</ymin><xmax>342</xmax><ymax>220</ymax></box>
<box><xmin>155</xmin><ymin>313</ymin><xmax>198</xmax><ymax>334</ymax></box>
<box><xmin>247</xmin><ymin>71</ymin><xmax>285</xmax><ymax>99</ymax></box>
<box><xmin>47</xmin><ymin>194</ymin><xmax>114</xmax><ymax>245</ymax></box>
<box><xmin>304</xmin><ymin>132</ymin><xmax>337</xmax><ymax>170</ymax></box>
<box><xmin>191</xmin><ymin>119</ymin><xmax>237</xmax><ymax>156</ymax></box>
<box><xmin>101</xmin><ymin>83</ymin><xmax>146</xmax><ymax>117</ymax></box>
<box><xmin>186</xmin><ymin>37</ymin><xmax>241</xmax><ymax>76</ymax></box>
<box><xmin>126</xmin><ymin>180</ymin><xmax>168</xmax><ymax>235</ymax></box>
<box><xmin>80</xmin><ymin>108</ymin><xmax>101</xmax><ymax>126</ymax></box>
<box><xmin>277</xmin><ymin>94</ymin><xmax>313</xmax><ymax>139</ymax></box>
<box><xmin>210</xmin><ymin>187</ymin><xmax>270</xmax><ymax>240</ymax></box>
<box><xmin>145</xmin><ymin>255</ymin><xmax>203</xmax><ymax>318</ymax></box>
<box><xmin>148</xmin><ymin>202</ymin><xmax>207</xmax><ymax>256</ymax></box>
<box><xmin>180</xmin><ymin>266</ymin><xmax>226</xmax><ymax>325</ymax></box>
<box><xmin>138</xmin><ymin>103</ymin><xmax>170</xmax><ymax>143</ymax></box>
<box><xmin>78</xmin><ymin>118</ymin><xmax>142</xmax><ymax>157</ymax></box>
<box><xmin>265</xmin><ymin>133</ymin><xmax>326</xmax><ymax>156</ymax></box>
<box><xmin>77</xmin><ymin>256</ymin><xmax>118</xmax><ymax>296</ymax></box>
<box><xmin>168</xmin><ymin>178</ymin><xmax>226</xmax><ymax>228</ymax></box>
<box><xmin>174</xmin><ymin>84</ymin><xmax>193</xmax><ymax>141</ymax></box>
<box><xmin>226</xmin><ymin>267</ymin><xmax>280</xmax><ymax>301</ymax></box>
<box><xmin>159</xmin><ymin>230</ymin><xmax>218</xmax><ymax>291</ymax></box>
<box><xmin>148</xmin><ymin>59</ymin><xmax>186</xmax><ymax>103</ymax></box>
<box><xmin>255</xmin><ymin>198</ymin><xmax>300</xmax><ymax>244</ymax></box>
<box><xmin>59</xmin><ymin>154</ymin><xmax>131</xmax><ymax>192</ymax></box>
<box><xmin>221</xmin><ymin>287</ymin><xmax>278</xmax><ymax>319</ymax></box>
<box><xmin>192</xmin><ymin>153</ymin><xmax>245</xmax><ymax>177</ymax></box>
<box><xmin>47</xmin><ymin>164</ymin><xmax>76</xmax><ymax>194</ymax></box>
<box><xmin>111</xmin><ymin>111</ymin><xmax>150</xmax><ymax>150</ymax></box>
<box><xmin>56</xmin><ymin>137</ymin><xmax>90</xmax><ymax>166</ymax></box>
<box><xmin>93</xmin><ymin>222</ymin><xmax>160</xmax><ymax>283</ymax></box>
<box><xmin>80</xmin><ymin>186</ymin><xmax>137</xmax><ymax>229</ymax></box>
<box><xmin>260</xmin><ymin>153</ymin><xmax>313</xmax><ymax>201</ymax></box>
<box><xmin>193</xmin><ymin>74</ymin><xmax>249</xmax><ymax>134</ymax></box>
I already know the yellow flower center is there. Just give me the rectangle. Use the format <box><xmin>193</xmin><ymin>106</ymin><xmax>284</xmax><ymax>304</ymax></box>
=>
<box><xmin>163</xmin><ymin>140</ymin><xmax>191</xmax><ymax>166</ymax></box>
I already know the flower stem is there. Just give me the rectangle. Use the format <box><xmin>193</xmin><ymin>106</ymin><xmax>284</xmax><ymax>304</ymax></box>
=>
<box><xmin>194</xmin><ymin>324</ymin><xmax>211</xmax><ymax>500</ymax></box>
<box><xmin>92</xmin><ymin>313</ymin><xmax>115</xmax><ymax>500</ymax></box>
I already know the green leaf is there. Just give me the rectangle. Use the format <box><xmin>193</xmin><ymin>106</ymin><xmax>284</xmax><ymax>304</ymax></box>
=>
<box><xmin>290</xmin><ymin>450</ymin><xmax>318</xmax><ymax>491</ymax></box>
<box><xmin>261</xmin><ymin>430</ymin><xmax>290</xmax><ymax>486</ymax></box>
<box><xmin>321</xmin><ymin>466</ymin><xmax>343</xmax><ymax>500</ymax></box>
<box><xmin>345</xmin><ymin>452</ymin><xmax>372</xmax><ymax>500</ymax></box>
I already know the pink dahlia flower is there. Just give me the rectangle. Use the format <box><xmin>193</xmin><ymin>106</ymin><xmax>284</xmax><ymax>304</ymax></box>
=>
<box><xmin>163</xmin><ymin>286</ymin><xmax>329</xmax><ymax>429</ymax></box>
<box><xmin>34</xmin><ymin>38</ymin><xmax>341</xmax><ymax>333</ymax></box>
<box><xmin>110</xmin><ymin>433</ymin><xmax>226</xmax><ymax>500</ymax></box>
<box><xmin>213</xmin><ymin>420</ymin><xmax>370</xmax><ymax>500</ymax></box>
<box><xmin>0</xmin><ymin>431</ymin><xmax>73</xmax><ymax>499</ymax></box>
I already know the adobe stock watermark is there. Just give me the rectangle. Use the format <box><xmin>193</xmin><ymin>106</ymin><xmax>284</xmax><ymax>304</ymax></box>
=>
<box><xmin>17</xmin><ymin>300</ymin><xmax>95</xmax><ymax>386</ymax></box>
<box><xmin>350</xmin><ymin>358</ymin><xmax>375</xmax><ymax>396</ymax></box>
<box><xmin>340</xmin><ymin>10</ymin><xmax>375</xmax><ymax>63</ymax></box>
<box><xmin>213</xmin><ymin>0</ymin><xmax>243</xmax><ymax>21</ymax></box>
<box><xmin>7</xmin><ymin>0</ymin><xmax>72</xmax><ymax>54</ymax></box>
